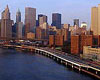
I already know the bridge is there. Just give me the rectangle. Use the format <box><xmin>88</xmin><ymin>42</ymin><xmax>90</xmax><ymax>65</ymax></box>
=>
<box><xmin>2</xmin><ymin>44</ymin><xmax>100</xmax><ymax>79</ymax></box>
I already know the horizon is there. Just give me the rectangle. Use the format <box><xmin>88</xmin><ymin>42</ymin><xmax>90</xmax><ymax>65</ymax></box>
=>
<box><xmin>0</xmin><ymin>0</ymin><xmax>100</xmax><ymax>28</ymax></box>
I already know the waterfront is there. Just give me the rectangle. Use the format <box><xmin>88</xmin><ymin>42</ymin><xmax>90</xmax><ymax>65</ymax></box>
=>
<box><xmin>0</xmin><ymin>48</ymin><xmax>96</xmax><ymax>80</ymax></box>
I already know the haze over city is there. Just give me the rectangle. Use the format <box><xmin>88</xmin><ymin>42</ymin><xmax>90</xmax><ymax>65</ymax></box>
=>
<box><xmin>0</xmin><ymin>0</ymin><xmax>100</xmax><ymax>27</ymax></box>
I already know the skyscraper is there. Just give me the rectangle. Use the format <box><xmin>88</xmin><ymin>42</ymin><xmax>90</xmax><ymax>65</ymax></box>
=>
<box><xmin>2</xmin><ymin>5</ymin><xmax>10</xmax><ymax>20</ymax></box>
<box><xmin>74</xmin><ymin>19</ymin><xmax>79</xmax><ymax>27</ymax></box>
<box><xmin>17</xmin><ymin>22</ymin><xmax>23</xmax><ymax>39</ymax></box>
<box><xmin>25</xmin><ymin>7</ymin><xmax>36</xmax><ymax>36</ymax></box>
<box><xmin>0</xmin><ymin>5</ymin><xmax>13</xmax><ymax>38</ymax></box>
<box><xmin>52</xmin><ymin>13</ymin><xmax>61</xmax><ymax>29</ymax></box>
<box><xmin>16</xmin><ymin>9</ymin><xmax>21</xmax><ymax>23</ymax></box>
<box><xmin>91</xmin><ymin>4</ymin><xmax>100</xmax><ymax>35</ymax></box>
<box><xmin>98</xmin><ymin>4</ymin><xmax>100</xmax><ymax>35</ymax></box>
<box><xmin>38</xmin><ymin>14</ymin><xmax>47</xmax><ymax>26</ymax></box>
<box><xmin>15</xmin><ymin>9</ymin><xmax>23</xmax><ymax>39</ymax></box>
<box><xmin>91</xmin><ymin>7</ymin><xmax>98</xmax><ymax>35</ymax></box>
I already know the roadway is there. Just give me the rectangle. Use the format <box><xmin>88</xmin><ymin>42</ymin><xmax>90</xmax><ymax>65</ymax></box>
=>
<box><xmin>38</xmin><ymin>47</ymin><xmax>100</xmax><ymax>70</ymax></box>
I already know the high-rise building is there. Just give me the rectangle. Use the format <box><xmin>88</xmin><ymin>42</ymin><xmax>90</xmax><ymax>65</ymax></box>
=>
<box><xmin>36</xmin><ymin>27</ymin><xmax>48</xmax><ymax>40</ymax></box>
<box><xmin>74</xmin><ymin>19</ymin><xmax>79</xmax><ymax>27</ymax></box>
<box><xmin>62</xmin><ymin>24</ymin><xmax>70</xmax><ymax>29</ymax></box>
<box><xmin>91</xmin><ymin>4</ymin><xmax>100</xmax><ymax>35</ymax></box>
<box><xmin>12</xmin><ymin>23</ymin><xmax>17</xmax><ymax>38</ymax></box>
<box><xmin>49</xmin><ymin>35</ymin><xmax>55</xmax><ymax>46</ymax></box>
<box><xmin>16</xmin><ymin>9</ymin><xmax>21</xmax><ymax>23</ymax></box>
<box><xmin>71</xmin><ymin>35</ymin><xmax>79</xmax><ymax>55</ymax></box>
<box><xmin>55</xmin><ymin>35</ymin><xmax>64</xmax><ymax>46</ymax></box>
<box><xmin>0</xmin><ymin>20</ymin><xmax>13</xmax><ymax>38</ymax></box>
<box><xmin>40</xmin><ymin>22</ymin><xmax>48</xmax><ymax>29</ymax></box>
<box><xmin>36</xmin><ymin>27</ymin><xmax>43</xmax><ymax>40</ymax></box>
<box><xmin>2</xmin><ymin>5</ymin><xmax>10</xmax><ymax>20</ymax></box>
<box><xmin>0</xmin><ymin>5</ymin><xmax>13</xmax><ymax>38</ymax></box>
<box><xmin>17</xmin><ymin>22</ymin><xmax>23</xmax><ymax>39</ymax></box>
<box><xmin>49</xmin><ymin>35</ymin><xmax>64</xmax><ymax>47</ymax></box>
<box><xmin>61</xmin><ymin>29</ymin><xmax>70</xmax><ymax>42</ymax></box>
<box><xmin>36</xmin><ymin>20</ymin><xmax>39</xmax><ymax>27</ymax></box>
<box><xmin>38</xmin><ymin>14</ymin><xmax>47</xmax><ymax>26</ymax></box>
<box><xmin>15</xmin><ymin>9</ymin><xmax>23</xmax><ymax>39</ymax></box>
<box><xmin>71</xmin><ymin>35</ymin><xmax>93</xmax><ymax>55</ymax></box>
<box><xmin>52</xmin><ymin>13</ymin><xmax>61</xmax><ymax>29</ymax></box>
<box><xmin>25</xmin><ymin>7</ymin><xmax>36</xmax><ymax>35</ymax></box>
<box><xmin>91</xmin><ymin>7</ymin><xmax>98</xmax><ymax>35</ymax></box>
<box><xmin>80</xmin><ymin>35</ymin><xmax>93</xmax><ymax>53</ymax></box>
<box><xmin>56</xmin><ymin>28</ymin><xmax>70</xmax><ymax>42</ymax></box>
<box><xmin>98</xmin><ymin>4</ymin><xmax>100</xmax><ymax>35</ymax></box>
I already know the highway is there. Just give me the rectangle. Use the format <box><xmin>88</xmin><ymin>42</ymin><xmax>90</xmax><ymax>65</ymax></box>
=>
<box><xmin>38</xmin><ymin>47</ymin><xmax>100</xmax><ymax>70</ymax></box>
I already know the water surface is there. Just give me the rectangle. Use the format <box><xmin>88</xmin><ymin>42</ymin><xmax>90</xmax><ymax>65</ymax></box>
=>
<box><xmin>0</xmin><ymin>48</ymin><xmax>95</xmax><ymax>80</ymax></box>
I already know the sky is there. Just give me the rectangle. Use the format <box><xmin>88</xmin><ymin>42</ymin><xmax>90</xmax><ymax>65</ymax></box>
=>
<box><xmin>0</xmin><ymin>0</ymin><xmax>100</xmax><ymax>28</ymax></box>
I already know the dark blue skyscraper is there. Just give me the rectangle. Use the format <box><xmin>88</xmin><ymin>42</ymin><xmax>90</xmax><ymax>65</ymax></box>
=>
<box><xmin>52</xmin><ymin>13</ymin><xmax>61</xmax><ymax>29</ymax></box>
<box><xmin>74</xmin><ymin>19</ymin><xmax>79</xmax><ymax>27</ymax></box>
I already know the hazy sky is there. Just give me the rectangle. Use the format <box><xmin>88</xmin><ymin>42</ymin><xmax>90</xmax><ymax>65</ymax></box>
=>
<box><xmin>0</xmin><ymin>0</ymin><xmax>100</xmax><ymax>28</ymax></box>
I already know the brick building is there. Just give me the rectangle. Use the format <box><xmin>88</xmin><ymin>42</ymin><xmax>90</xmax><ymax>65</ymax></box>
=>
<box><xmin>49</xmin><ymin>35</ymin><xmax>64</xmax><ymax>47</ymax></box>
<box><xmin>71</xmin><ymin>35</ymin><xmax>79</xmax><ymax>55</ymax></box>
<box><xmin>55</xmin><ymin>35</ymin><xmax>64</xmax><ymax>46</ymax></box>
<box><xmin>49</xmin><ymin>35</ymin><xmax>55</xmax><ymax>46</ymax></box>
<box><xmin>80</xmin><ymin>35</ymin><xmax>93</xmax><ymax>53</ymax></box>
<box><xmin>71</xmin><ymin>35</ymin><xmax>93</xmax><ymax>55</ymax></box>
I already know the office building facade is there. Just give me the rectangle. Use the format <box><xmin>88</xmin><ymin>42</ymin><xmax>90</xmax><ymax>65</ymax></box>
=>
<box><xmin>74</xmin><ymin>19</ymin><xmax>79</xmax><ymax>27</ymax></box>
<box><xmin>52</xmin><ymin>13</ymin><xmax>61</xmax><ymax>29</ymax></box>
<box><xmin>25</xmin><ymin>7</ymin><xmax>36</xmax><ymax>36</ymax></box>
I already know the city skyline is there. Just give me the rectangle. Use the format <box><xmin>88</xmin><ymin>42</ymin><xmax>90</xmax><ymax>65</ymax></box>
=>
<box><xmin>0</xmin><ymin>1</ymin><xmax>100</xmax><ymax>80</ymax></box>
<box><xmin>0</xmin><ymin>0</ymin><xmax>100</xmax><ymax>28</ymax></box>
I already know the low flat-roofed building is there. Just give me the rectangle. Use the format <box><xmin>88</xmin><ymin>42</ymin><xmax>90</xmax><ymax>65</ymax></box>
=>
<box><xmin>83</xmin><ymin>46</ymin><xmax>100</xmax><ymax>61</ymax></box>
<box><xmin>27</xmin><ymin>32</ymin><xmax>35</xmax><ymax>40</ymax></box>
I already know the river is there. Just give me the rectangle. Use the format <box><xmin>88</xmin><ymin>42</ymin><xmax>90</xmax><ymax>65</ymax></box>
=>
<box><xmin>0</xmin><ymin>48</ymin><xmax>96</xmax><ymax>80</ymax></box>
